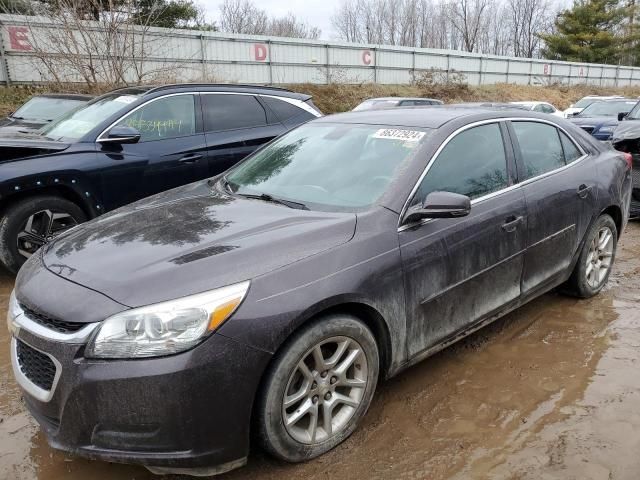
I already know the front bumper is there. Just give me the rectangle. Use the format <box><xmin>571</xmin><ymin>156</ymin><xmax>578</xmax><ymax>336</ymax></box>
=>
<box><xmin>10</xmin><ymin>314</ymin><xmax>271</xmax><ymax>473</ymax></box>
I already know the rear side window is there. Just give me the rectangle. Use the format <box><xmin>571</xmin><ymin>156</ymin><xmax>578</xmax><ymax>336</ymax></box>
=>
<box><xmin>202</xmin><ymin>94</ymin><xmax>267</xmax><ymax>132</ymax></box>
<box><xmin>512</xmin><ymin>122</ymin><xmax>565</xmax><ymax>179</ymax></box>
<box><xmin>261</xmin><ymin>97</ymin><xmax>308</xmax><ymax>122</ymax></box>
<box><xmin>559</xmin><ymin>131</ymin><xmax>582</xmax><ymax>162</ymax></box>
<box><xmin>411</xmin><ymin>123</ymin><xmax>508</xmax><ymax>206</ymax></box>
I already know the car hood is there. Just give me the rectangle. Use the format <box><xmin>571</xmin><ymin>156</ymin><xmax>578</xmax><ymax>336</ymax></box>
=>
<box><xmin>569</xmin><ymin>116</ymin><xmax>619</xmax><ymax>128</ymax></box>
<box><xmin>611</xmin><ymin>120</ymin><xmax>640</xmax><ymax>144</ymax></box>
<box><xmin>42</xmin><ymin>181</ymin><xmax>357</xmax><ymax>307</ymax></box>
<box><xmin>0</xmin><ymin>131</ymin><xmax>69</xmax><ymax>161</ymax></box>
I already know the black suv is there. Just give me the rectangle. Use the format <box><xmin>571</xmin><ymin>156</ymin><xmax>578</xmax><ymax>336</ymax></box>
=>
<box><xmin>0</xmin><ymin>84</ymin><xmax>321</xmax><ymax>272</ymax></box>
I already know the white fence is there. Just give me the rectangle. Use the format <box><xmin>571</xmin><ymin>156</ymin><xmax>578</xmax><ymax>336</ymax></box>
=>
<box><xmin>1</xmin><ymin>14</ymin><xmax>640</xmax><ymax>87</ymax></box>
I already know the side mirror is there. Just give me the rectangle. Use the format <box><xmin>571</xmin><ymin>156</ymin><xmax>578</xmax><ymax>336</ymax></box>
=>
<box><xmin>99</xmin><ymin>125</ymin><xmax>141</xmax><ymax>144</ymax></box>
<box><xmin>403</xmin><ymin>191</ymin><xmax>471</xmax><ymax>224</ymax></box>
<box><xmin>618</xmin><ymin>112</ymin><xmax>628</xmax><ymax>121</ymax></box>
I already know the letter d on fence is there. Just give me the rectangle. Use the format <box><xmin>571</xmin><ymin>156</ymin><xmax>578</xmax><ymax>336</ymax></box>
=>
<box><xmin>254</xmin><ymin>43</ymin><xmax>267</xmax><ymax>61</ymax></box>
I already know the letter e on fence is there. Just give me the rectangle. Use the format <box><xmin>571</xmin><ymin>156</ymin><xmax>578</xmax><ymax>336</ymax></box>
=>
<box><xmin>362</xmin><ymin>50</ymin><xmax>372</xmax><ymax>65</ymax></box>
<box><xmin>254</xmin><ymin>43</ymin><xmax>267</xmax><ymax>61</ymax></box>
<box><xmin>8</xmin><ymin>26</ymin><xmax>31</xmax><ymax>51</ymax></box>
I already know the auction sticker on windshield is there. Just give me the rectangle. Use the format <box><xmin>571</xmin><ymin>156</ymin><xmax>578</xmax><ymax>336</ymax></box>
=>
<box><xmin>373</xmin><ymin>129</ymin><xmax>426</xmax><ymax>142</ymax></box>
<box><xmin>113</xmin><ymin>95</ymin><xmax>138</xmax><ymax>104</ymax></box>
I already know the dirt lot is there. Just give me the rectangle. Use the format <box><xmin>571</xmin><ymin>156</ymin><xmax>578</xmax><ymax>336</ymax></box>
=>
<box><xmin>1</xmin><ymin>223</ymin><xmax>640</xmax><ymax>480</ymax></box>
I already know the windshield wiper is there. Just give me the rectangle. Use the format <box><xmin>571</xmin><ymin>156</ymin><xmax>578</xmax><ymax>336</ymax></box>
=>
<box><xmin>238</xmin><ymin>192</ymin><xmax>309</xmax><ymax>210</ymax></box>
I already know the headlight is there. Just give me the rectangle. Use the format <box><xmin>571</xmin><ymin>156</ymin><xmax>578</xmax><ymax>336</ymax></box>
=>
<box><xmin>6</xmin><ymin>290</ymin><xmax>22</xmax><ymax>335</ymax></box>
<box><xmin>86</xmin><ymin>281</ymin><xmax>250</xmax><ymax>359</ymax></box>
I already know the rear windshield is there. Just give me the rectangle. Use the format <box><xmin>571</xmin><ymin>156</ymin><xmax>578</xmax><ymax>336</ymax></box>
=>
<box><xmin>353</xmin><ymin>100</ymin><xmax>399</xmax><ymax>111</ymax></box>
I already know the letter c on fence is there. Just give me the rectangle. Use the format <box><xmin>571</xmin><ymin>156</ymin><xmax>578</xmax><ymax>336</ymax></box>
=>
<box><xmin>362</xmin><ymin>50</ymin><xmax>372</xmax><ymax>65</ymax></box>
<box><xmin>254</xmin><ymin>43</ymin><xmax>268</xmax><ymax>61</ymax></box>
<box><xmin>8</xmin><ymin>26</ymin><xmax>31</xmax><ymax>51</ymax></box>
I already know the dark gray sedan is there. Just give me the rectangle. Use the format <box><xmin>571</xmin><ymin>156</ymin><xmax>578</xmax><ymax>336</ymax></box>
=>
<box><xmin>8</xmin><ymin>107</ymin><xmax>631</xmax><ymax>475</ymax></box>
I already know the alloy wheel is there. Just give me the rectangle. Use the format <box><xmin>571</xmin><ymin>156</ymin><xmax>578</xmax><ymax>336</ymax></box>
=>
<box><xmin>16</xmin><ymin>209</ymin><xmax>79</xmax><ymax>258</ymax></box>
<box><xmin>282</xmin><ymin>336</ymin><xmax>368</xmax><ymax>444</ymax></box>
<box><xmin>585</xmin><ymin>226</ymin><xmax>614</xmax><ymax>289</ymax></box>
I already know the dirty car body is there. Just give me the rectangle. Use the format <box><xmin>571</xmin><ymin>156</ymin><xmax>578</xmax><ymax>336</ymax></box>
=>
<box><xmin>8</xmin><ymin>108</ymin><xmax>631</xmax><ymax>475</ymax></box>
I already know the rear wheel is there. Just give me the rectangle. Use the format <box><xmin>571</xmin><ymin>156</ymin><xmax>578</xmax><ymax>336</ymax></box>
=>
<box><xmin>0</xmin><ymin>196</ymin><xmax>86</xmax><ymax>273</ymax></box>
<box><xmin>565</xmin><ymin>214</ymin><xmax>617</xmax><ymax>298</ymax></box>
<box><xmin>257</xmin><ymin>314</ymin><xmax>379</xmax><ymax>462</ymax></box>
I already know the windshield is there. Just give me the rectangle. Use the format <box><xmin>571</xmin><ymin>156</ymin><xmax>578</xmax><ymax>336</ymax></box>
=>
<box><xmin>13</xmin><ymin>96</ymin><xmax>88</xmax><ymax>123</ymax></box>
<box><xmin>624</xmin><ymin>101</ymin><xmax>640</xmax><ymax>120</ymax></box>
<box><xmin>226</xmin><ymin>123</ymin><xmax>431</xmax><ymax>210</ymax></box>
<box><xmin>353</xmin><ymin>100</ymin><xmax>398</xmax><ymax>111</ymax></box>
<box><xmin>39</xmin><ymin>93</ymin><xmax>142</xmax><ymax>141</ymax></box>
<box><xmin>578</xmin><ymin>100</ymin><xmax>637</xmax><ymax>117</ymax></box>
<box><xmin>573</xmin><ymin>98</ymin><xmax>600</xmax><ymax>108</ymax></box>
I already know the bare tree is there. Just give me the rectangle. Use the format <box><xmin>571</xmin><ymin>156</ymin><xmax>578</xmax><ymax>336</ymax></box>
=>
<box><xmin>21</xmin><ymin>0</ymin><xmax>196</xmax><ymax>89</ymax></box>
<box><xmin>446</xmin><ymin>0</ymin><xmax>490</xmax><ymax>52</ymax></box>
<box><xmin>218</xmin><ymin>0</ymin><xmax>321</xmax><ymax>38</ymax></box>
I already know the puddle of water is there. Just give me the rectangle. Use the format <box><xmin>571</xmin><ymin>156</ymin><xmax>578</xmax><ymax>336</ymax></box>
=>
<box><xmin>1</xmin><ymin>224</ymin><xmax>639</xmax><ymax>480</ymax></box>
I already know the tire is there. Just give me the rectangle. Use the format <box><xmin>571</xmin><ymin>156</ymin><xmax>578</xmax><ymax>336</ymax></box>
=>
<box><xmin>565</xmin><ymin>214</ymin><xmax>617</xmax><ymax>298</ymax></box>
<box><xmin>257</xmin><ymin>314</ymin><xmax>379</xmax><ymax>463</ymax></box>
<box><xmin>0</xmin><ymin>195</ymin><xmax>87</xmax><ymax>274</ymax></box>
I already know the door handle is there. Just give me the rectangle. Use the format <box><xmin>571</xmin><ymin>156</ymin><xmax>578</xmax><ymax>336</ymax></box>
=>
<box><xmin>577</xmin><ymin>184</ymin><xmax>593</xmax><ymax>198</ymax></box>
<box><xmin>178</xmin><ymin>154</ymin><xmax>203</xmax><ymax>164</ymax></box>
<box><xmin>501</xmin><ymin>215</ymin><xmax>523</xmax><ymax>232</ymax></box>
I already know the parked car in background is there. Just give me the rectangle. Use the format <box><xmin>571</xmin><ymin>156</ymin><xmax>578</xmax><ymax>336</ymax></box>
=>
<box><xmin>510</xmin><ymin>101</ymin><xmax>563</xmax><ymax>117</ymax></box>
<box><xmin>611</xmin><ymin>101</ymin><xmax>640</xmax><ymax>217</ymax></box>
<box><xmin>353</xmin><ymin>97</ymin><xmax>443</xmax><ymax>111</ymax></box>
<box><xmin>0</xmin><ymin>94</ymin><xmax>92</xmax><ymax>134</ymax></box>
<box><xmin>8</xmin><ymin>107</ymin><xmax>630</xmax><ymax>476</ymax></box>
<box><xmin>0</xmin><ymin>83</ymin><xmax>321</xmax><ymax>273</ymax></box>
<box><xmin>563</xmin><ymin>95</ymin><xmax>625</xmax><ymax>118</ymax></box>
<box><xmin>568</xmin><ymin>98</ymin><xmax>638</xmax><ymax>141</ymax></box>
<box><xmin>449</xmin><ymin>102</ymin><xmax>530</xmax><ymax>111</ymax></box>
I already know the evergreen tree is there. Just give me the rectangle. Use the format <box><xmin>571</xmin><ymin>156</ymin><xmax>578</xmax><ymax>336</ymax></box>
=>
<box><xmin>541</xmin><ymin>0</ymin><xmax>629</xmax><ymax>64</ymax></box>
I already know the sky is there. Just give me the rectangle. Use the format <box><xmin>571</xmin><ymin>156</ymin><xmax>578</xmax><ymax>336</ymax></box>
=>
<box><xmin>200</xmin><ymin>0</ymin><xmax>342</xmax><ymax>40</ymax></box>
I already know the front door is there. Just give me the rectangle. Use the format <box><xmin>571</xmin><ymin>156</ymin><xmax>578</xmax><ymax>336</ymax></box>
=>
<box><xmin>399</xmin><ymin>122</ymin><xmax>527</xmax><ymax>358</ymax></box>
<box><xmin>102</xmin><ymin>93</ymin><xmax>208</xmax><ymax>200</ymax></box>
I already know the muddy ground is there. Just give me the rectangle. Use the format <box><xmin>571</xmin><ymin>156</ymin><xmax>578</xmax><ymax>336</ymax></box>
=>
<box><xmin>1</xmin><ymin>224</ymin><xmax>640</xmax><ymax>480</ymax></box>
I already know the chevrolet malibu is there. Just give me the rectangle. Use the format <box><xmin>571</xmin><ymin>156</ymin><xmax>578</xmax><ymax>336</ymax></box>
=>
<box><xmin>8</xmin><ymin>108</ymin><xmax>631</xmax><ymax>475</ymax></box>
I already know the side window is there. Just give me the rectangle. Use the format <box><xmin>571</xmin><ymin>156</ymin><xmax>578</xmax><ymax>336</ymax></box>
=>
<box><xmin>544</xmin><ymin>104</ymin><xmax>556</xmax><ymax>113</ymax></box>
<box><xmin>262</xmin><ymin>97</ymin><xmax>309</xmax><ymax>122</ymax></box>
<box><xmin>512</xmin><ymin>121</ymin><xmax>565</xmax><ymax>180</ymax></box>
<box><xmin>114</xmin><ymin>95</ymin><xmax>196</xmax><ymax>142</ymax></box>
<box><xmin>559</xmin><ymin>131</ymin><xmax>583</xmax><ymax>163</ymax></box>
<box><xmin>533</xmin><ymin>104</ymin><xmax>546</xmax><ymax>113</ymax></box>
<box><xmin>411</xmin><ymin>123</ymin><xmax>508</xmax><ymax>207</ymax></box>
<box><xmin>202</xmin><ymin>94</ymin><xmax>267</xmax><ymax>132</ymax></box>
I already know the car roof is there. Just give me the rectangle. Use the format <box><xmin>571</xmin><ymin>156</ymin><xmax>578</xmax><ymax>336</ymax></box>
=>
<box><xmin>511</xmin><ymin>101</ymin><xmax>547</xmax><ymax>106</ymax></box>
<box><xmin>316</xmin><ymin>106</ymin><xmax>551</xmax><ymax>129</ymax></box>
<box><xmin>33</xmin><ymin>93</ymin><xmax>94</xmax><ymax>100</ymax></box>
<box><xmin>589</xmin><ymin>98</ymin><xmax>637</xmax><ymax>102</ymax></box>
<box><xmin>107</xmin><ymin>83</ymin><xmax>311</xmax><ymax>101</ymax></box>
<box><xmin>363</xmin><ymin>97</ymin><xmax>442</xmax><ymax>102</ymax></box>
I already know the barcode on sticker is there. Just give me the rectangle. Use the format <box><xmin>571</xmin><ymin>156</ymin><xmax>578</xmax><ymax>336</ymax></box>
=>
<box><xmin>372</xmin><ymin>129</ymin><xmax>425</xmax><ymax>141</ymax></box>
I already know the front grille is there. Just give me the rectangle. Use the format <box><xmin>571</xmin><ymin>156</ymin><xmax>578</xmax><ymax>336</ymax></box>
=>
<box><xmin>632</xmin><ymin>169</ymin><xmax>640</xmax><ymax>189</ymax></box>
<box><xmin>580</xmin><ymin>126</ymin><xmax>595</xmax><ymax>134</ymax></box>
<box><xmin>20</xmin><ymin>303</ymin><xmax>85</xmax><ymax>334</ymax></box>
<box><xmin>16</xmin><ymin>340</ymin><xmax>57</xmax><ymax>391</ymax></box>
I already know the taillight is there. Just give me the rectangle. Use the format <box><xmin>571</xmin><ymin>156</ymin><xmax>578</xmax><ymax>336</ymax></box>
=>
<box><xmin>623</xmin><ymin>152</ymin><xmax>633</xmax><ymax>170</ymax></box>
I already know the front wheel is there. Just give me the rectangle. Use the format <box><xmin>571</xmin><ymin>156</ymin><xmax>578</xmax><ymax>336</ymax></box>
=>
<box><xmin>257</xmin><ymin>314</ymin><xmax>379</xmax><ymax>462</ymax></box>
<box><xmin>0</xmin><ymin>196</ymin><xmax>87</xmax><ymax>273</ymax></box>
<box><xmin>565</xmin><ymin>214</ymin><xmax>617</xmax><ymax>298</ymax></box>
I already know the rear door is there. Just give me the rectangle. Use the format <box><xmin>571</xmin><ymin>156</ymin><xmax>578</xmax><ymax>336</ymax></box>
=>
<box><xmin>99</xmin><ymin>93</ymin><xmax>208</xmax><ymax>203</ymax></box>
<box><xmin>508</xmin><ymin>120</ymin><xmax>595</xmax><ymax>294</ymax></box>
<box><xmin>201</xmin><ymin>93</ymin><xmax>285</xmax><ymax>175</ymax></box>
<box><xmin>399</xmin><ymin>121</ymin><xmax>527</xmax><ymax>357</ymax></box>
